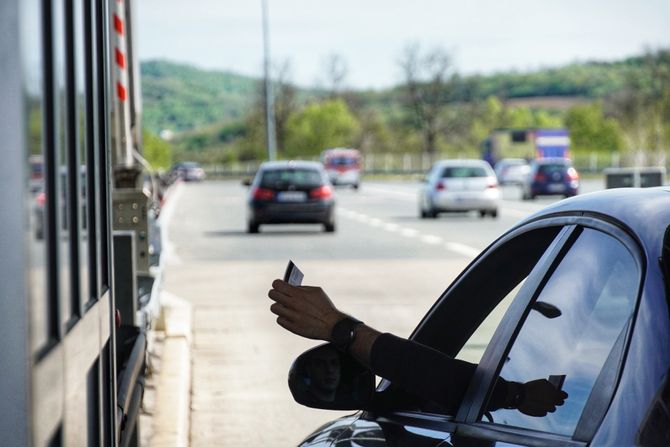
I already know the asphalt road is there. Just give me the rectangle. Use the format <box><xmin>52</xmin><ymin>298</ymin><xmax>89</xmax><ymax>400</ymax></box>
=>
<box><xmin>162</xmin><ymin>178</ymin><xmax>603</xmax><ymax>446</ymax></box>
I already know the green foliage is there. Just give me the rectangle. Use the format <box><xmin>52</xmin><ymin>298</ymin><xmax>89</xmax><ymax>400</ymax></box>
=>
<box><xmin>142</xmin><ymin>129</ymin><xmax>173</xmax><ymax>170</ymax></box>
<box><xmin>284</xmin><ymin>99</ymin><xmax>361</xmax><ymax>157</ymax></box>
<box><xmin>565</xmin><ymin>103</ymin><xmax>623</xmax><ymax>153</ymax></box>
<box><xmin>141</xmin><ymin>60</ymin><xmax>258</xmax><ymax>133</ymax></box>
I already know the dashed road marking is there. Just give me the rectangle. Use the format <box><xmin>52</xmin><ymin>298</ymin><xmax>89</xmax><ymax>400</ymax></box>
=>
<box><xmin>339</xmin><ymin>206</ymin><xmax>481</xmax><ymax>258</ymax></box>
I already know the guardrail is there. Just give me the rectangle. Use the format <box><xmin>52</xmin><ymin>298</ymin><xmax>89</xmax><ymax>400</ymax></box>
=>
<box><xmin>199</xmin><ymin>151</ymin><xmax>669</xmax><ymax>178</ymax></box>
<box><xmin>604</xmin><ymin>167</ymin><xmax>666</xmax><ymax>189</ymax></box>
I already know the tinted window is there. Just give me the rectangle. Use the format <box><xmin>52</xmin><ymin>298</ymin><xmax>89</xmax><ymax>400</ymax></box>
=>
<box><xmin>538</xmin><ymin>164</ymin><xmax>568</xmax><ymax>175</ymax></box>
<box><xmin>260</xmin><ymin>169</ymin><xmax>323</xmax><ymax>188</ymax></box>
<box><xmin>327</xmin><ymin>157</ymin><xmax>357</xmax><ymax>166</ymax></box>
<box><xmin>442</xmin><ymin>167</ymin><xmax>488</xmax><ymax>178</ymax></box>
<box><xmin>485</xmin><ymin>228</ymin><xmax>639</xmax><ymax>436</ymax></box>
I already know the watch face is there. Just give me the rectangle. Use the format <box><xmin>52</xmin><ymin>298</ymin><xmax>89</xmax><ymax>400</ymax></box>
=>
<box><xmin>332</xmin><ymin>318</ymin><xmax>360</xmax><ymax>350</ymax></box>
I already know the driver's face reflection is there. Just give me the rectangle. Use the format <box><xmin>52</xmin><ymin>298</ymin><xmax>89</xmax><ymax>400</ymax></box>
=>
<box><xmin>305</xmin><ymin>347</ymin><xmax>341</xmax><ymax>400</ymax></box>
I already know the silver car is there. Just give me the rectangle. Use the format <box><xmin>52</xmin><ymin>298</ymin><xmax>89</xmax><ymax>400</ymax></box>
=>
<box><xmin>419</xmin><ymin>159</ymin><xmax>500</xmax><ymax>218</ymax></box>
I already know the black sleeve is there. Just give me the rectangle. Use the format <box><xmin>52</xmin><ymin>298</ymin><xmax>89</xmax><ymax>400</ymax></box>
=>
<box><xmin>369</xmin><ymin>333</ymin><xmax>477</xmax><ymax>412</ymax></box>
<box><xmin>369</xmin><ymin>333</ymin><xmax>515</xmax><ymax>413</ymax></box>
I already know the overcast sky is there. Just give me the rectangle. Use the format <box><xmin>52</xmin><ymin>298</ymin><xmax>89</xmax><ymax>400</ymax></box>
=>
<box><xmin>136</xmin><ymin>0</ymin><xmax>670</xmax><ymax>89</ymax></box>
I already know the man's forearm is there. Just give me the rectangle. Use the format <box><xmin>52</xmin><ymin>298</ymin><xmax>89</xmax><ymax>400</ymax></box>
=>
<box><xmin>348</xmin><ymin>324</ymin><xmax>382</xmax><ymax>367</ymax></box>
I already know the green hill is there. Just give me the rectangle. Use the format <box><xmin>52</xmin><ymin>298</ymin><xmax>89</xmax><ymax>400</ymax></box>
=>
<box><xmin>140</xmin><ymin>54</ymin><xmax>660</xmax><ymax>135</ymax></box>
<box><xmin>141</xmin><ymin>60</ymin><xmax>259</xmax><ymax>133</ymax></box>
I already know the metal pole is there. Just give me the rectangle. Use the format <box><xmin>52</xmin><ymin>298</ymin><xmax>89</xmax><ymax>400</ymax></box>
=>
<box><xmin>261</xmin><ymin>0</ymin><xmax>277</xmax><ymax>161</ymax></box>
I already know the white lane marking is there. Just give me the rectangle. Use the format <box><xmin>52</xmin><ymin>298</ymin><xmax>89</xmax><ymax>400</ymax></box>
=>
<box><xmin>338</xmin><ymin>207</ymin><xmax>481</xmax><ymax>258</ymax></box>
<box><xmin>360</xmin><ymin>185</ymin><xmax>418</xmax><ymax>199</ymax></box>
<box><xmin>400</xmin><ymin>228</ymin><xmax>419</xmax><ymax>238</ymax></box>
<box><xmin>421</xmin><ymin>234</ymin><xmax>443</xmax><ymax>245</ymax></box>
<box><xmin>444</xmin><ymin>242</ymin><xmax>481</xmax><ymax>258</ymax></box>
<box><xmin>383</xmin><ymin>223</ymin><xmax>400</xmax><ymax>232</ymax></box>
<box><xmin>364</xmin><ymin>184</ymin><xmax>543</xmax><ymax>220</ymax></box>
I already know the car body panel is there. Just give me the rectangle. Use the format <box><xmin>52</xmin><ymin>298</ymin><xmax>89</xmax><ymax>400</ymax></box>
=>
<box><xmin>297</xmin><ymin>186</ymin><xmax>670</xmax><ymax>447</ymax></box>
<box><xmin>247</xmin><ymin>161</ymin><xmax>336</xmax><ymax>229</ymax></box>
<box><xmin>522</xmin><ymin>158</ymin><xmax>579</xmax><ymax>198</ymax></box>
<box><xmin>322</xmin><ymin>148</ymin><xmax>362</xmax><ymax>187</ymax></box>
<box><xmin>420</xmin><ymin>160</ymin><xmax>500</xmax><ymax>215</ymax></box>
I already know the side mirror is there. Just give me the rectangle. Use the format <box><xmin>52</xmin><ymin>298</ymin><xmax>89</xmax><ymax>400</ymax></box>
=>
<box><xmin>241</xmin><ymin>178</ymin><xmax>252</xmax><ymax>187</ymax></box>
<box><xmin>288</xmin><ymin>343</ymin><xmax>375</xmax><ymax>410</ymax></box>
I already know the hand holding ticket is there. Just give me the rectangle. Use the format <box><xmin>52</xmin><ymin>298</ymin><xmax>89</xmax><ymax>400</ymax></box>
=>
<box><xmin>284</xmin><ymin>260</ymin><xmax>304</xmax><ymax>286</ymax></box>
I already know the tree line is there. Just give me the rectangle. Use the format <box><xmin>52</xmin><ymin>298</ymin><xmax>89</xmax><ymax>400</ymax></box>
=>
<box><xmin>143</xmin><ymin>47</ymin><xmax>670</xmax><ymax>169</ymax></box>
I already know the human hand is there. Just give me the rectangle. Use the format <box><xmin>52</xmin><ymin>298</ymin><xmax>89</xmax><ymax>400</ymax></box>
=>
<box><xmin>268</xmin><ymin>279</ymin><xmax>346</xmax><ymax>341</ymax></box>
<box><xmin>518</xmin><ymin>379</ymin><xmax>568</xmax><ymax>417</ymax></box>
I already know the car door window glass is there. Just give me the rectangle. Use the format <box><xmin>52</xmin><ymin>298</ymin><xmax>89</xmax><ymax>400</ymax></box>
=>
<box><xmin>484</xmin><ymin>228</ymin><xmax>639</xmax><ymax>436</ymax></box>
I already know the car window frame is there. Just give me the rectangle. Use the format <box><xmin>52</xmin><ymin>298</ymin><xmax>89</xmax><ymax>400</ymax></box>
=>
<box><xmin>364</xmin><ymin>213</ymin><xmax>644</xmax><ymax>446</ymax></box>
<box><xmin>458</xmin><ymin>214</ymin><xmax>645</xmax><ymax>444</ymax></box>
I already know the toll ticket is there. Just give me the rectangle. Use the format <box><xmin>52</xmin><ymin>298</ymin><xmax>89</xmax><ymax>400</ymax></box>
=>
<box><xmin>284</xmin><ymin>260</ymin><xmax>304</xmax><ymax>286</ymax></box>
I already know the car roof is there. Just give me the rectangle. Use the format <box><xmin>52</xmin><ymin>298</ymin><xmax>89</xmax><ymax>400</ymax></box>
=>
<box><xmin>322</xmin><ymin>148</ymin><xmax>360</xmax><ymax>156</ymax></box>
<box><xmin>433</xmin><ymin>159</ymin><xmax>492</xmax><ymax>168</ymax></box>
<box><xmin>259</xmin><ymin>160</ymin><xmax>324</xmax><ymax>171</ymax></box>
<box><xmin>521</xmin><ymin>186</ymin><xmax>670</xmax><ymax>259</ymax></box>
<box><xmin>532</xmin><ymin>157</ymin><xmax>572</xmax><ymax>165</ymax></box>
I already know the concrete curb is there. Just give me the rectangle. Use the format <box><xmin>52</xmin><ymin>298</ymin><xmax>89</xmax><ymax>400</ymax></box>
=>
<box><xmin>150</xmin><ymin>292</ymin><xmax>192</xmax><ymax>447</ymax></box>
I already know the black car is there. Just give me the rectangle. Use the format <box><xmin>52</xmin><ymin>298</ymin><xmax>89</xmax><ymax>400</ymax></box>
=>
<box><xmin>290</xmin><ymin>186</ymin><xmax>670</xmax><ymax>446</ymax></box>
<box><xmin>246</xmin><ymin>161</ymin><xmax>336</xmax><ymax>233</ymax></box>
<box><xmin>522</xmin><ymin>158</ymin><xmax>580</xmax><ymax>200</ymax></box>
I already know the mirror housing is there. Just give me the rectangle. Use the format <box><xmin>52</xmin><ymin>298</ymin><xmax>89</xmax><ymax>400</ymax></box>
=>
<box><xmin>288</xmin><ymin>343</ymin><xmax>375</xmax><ymax>410</ymax></box>
<box><xmin>241</xmin><ymin>178</ymin><xmax>252</xmax><ymax>187</ymax></box>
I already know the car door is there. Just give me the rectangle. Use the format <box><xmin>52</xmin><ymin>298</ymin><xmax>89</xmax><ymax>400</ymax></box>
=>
<box><xmin>328</xmin><ymin>216</ymin><xmax>643</xmax><ymax>447</ymax></box>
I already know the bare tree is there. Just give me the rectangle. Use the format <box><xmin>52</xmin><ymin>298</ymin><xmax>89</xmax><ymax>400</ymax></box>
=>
<box><xmin>273</xmin><ymin>60</ymin><xmax>298</xmax><ymax>155</ymax></box>
<box><xmin>321</xmin><ymin>53</ymin><xmax>349</xmax><ymax>98</ymax></box>
<box><xmin>398</xmin><ymin>43</ymin><xmax>454</xmax><ymax>155</ymax></box>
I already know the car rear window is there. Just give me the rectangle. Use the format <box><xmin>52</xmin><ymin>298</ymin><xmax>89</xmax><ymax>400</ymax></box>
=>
<box><xmin>538</xmin><ymin>164</ymin><xmax>568</xmax><ymax>174</ymax></box>
<box><xmin>260</xmin><ymin>169</ymin><xmax>323</xmax><ymax>188</ymax></box>
<box><xmin>442</xmin><ymin>166</ymin><xmax>488</xmax><ymax>178</ymax></box>
<box><xmin>327</xmin><ymin>157</ymin><xmax>358</xmax><ymax>166</ymax></box>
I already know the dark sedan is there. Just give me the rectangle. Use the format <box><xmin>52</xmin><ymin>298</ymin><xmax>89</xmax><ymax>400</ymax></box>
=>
<box><xmin>246</xmin><ymin>161</ymin><xmax>336</xmax><ymax>233</ymax></box>
<box><xmin>290</xmin><ymin>186</ymin><xmax>670</xmax><ymax>446</ymax></box>
<box><xmin>522</xmin><ymin>158</ymin><xmax>580</xmax><ymax>200</ymax></box>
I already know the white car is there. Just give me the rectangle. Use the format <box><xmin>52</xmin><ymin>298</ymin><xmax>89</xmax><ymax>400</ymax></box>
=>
<box><xmin>494</xmin><ymin>158</ymin><xmax>530</xmax><ymax>185</ymax></box>
<box><xmin>419</xmin><ymin>159</ymin><xmax>500</xmax><ymax>218</ymax></box>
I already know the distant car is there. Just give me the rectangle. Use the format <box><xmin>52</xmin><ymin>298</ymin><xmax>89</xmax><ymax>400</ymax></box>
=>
<box><xmin>419</xmin><ymin>159</ymin><xmax>500</xmax><ymax>218</ymax></box>
<box><xmin>522</xmin><ymin>158</ymin><xmax>579</xmax><ymax>200</ymax></box>
<box><xmin>494</xmin><ymin>158</ymin><xmax>530</xmax><ymax>185</ymax></box>
<box><xmin>29</xmin><ymin>155</ymin><xmax>44</xmax><ymax>194</ymax></box>
<box><xmin>291</xmin><ymin>186</ymin><xmax>670</xmax><ymax>447</ymax></box>
<box><xmin>321</xmin><ymin>148</ymin><xmax>362</xmax><ymax>190</ymax></box>
<box><xmin>172</xmin><ymin>161</ymin><xmax>205</xmax><ymax>182</ymax></box>
<box><xmin>246</xmin><ymin>161</ymin><xmax>336</xmax><ymax>233</ymax></box>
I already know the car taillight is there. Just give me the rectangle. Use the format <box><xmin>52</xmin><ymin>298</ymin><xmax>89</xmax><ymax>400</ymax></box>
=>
<box><xmin>309</xmin><ymin>185</ymin><xmax>333</xmax><ymax>199</ymax></box>
<box><xmin>567</xmin><ymin>167</ymin><xmax>579</xmax><ymax>181</ymax></box>
<box><xmin>486</xmin><ymin>177</ymin><xmax>498</xmax><ymax>188</ymax></box>
<box><xmin>435</xmin><ymin>181</ymin><xmax>446</xmax><ymax>191</ymax></box>
<box><xmin>534</xmin><ymin>173</ymin><xmax>547</xmax><ymax>182</ymax></box>
<box><xmin>253</xmin><ymin>187</ymin><xmax>275</xmax><ymax>200</ymax></box>
<box><xmin>36</xmin><ymin>192</ymin><xmax>46</xmax><ymax>206</ymax></box>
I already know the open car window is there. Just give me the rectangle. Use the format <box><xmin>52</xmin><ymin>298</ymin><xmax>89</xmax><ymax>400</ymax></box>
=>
<box><xmin>482</xmin><ymin>227</ymin><xmax>640</xmax><ymax>437</ymax></box>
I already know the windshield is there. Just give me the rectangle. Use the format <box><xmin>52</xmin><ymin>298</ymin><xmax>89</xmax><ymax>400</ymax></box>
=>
<box><xmin>260</xmin><ymin>169</ymin><xmax>324</xmax><ymax>188</ymax></box>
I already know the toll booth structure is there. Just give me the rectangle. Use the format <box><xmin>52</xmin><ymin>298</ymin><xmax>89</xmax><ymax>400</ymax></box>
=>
<box><xmin>0</xmin><ymin>0</ymin><xmax>157</xmax><ymax>446</ymax></box>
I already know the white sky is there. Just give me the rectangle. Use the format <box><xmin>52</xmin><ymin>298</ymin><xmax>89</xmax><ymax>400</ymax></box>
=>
<box><xmin>136</xmin><ymin>0</ymin><xmax>670</xmax><ymax>90</ymax></box>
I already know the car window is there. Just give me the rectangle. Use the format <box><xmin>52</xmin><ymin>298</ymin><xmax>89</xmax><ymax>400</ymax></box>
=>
<box><xmin>327</xmin><ymin>157</ymin><xmax>357</xmax><ymax>166</ymax></box>
<box><xmin>483</xmin><ymin>228</ymin><xmax>639</xmax><ymax>436</ymax></box>
<box><xmin>538</xmin><ymin>164</ymin><xmax>567</xmax><ymax>174</ymax></box>
<box><xmin>442</xmin><ymin>167</ymin><xmax>488</xmax><ymax>178</ymax></box>
<box><xmin>456</xmin><ymin>280</ymin><xmax>525</xmax><ymax>364</ymax></box>
<box><xmin>260</xmin><ymin>169</ymin><xmax>323</xmax><ymax>188</ymax></box>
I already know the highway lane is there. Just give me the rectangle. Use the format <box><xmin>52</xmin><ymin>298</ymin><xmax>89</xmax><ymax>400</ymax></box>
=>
<box><xmin>161</xmin><ymin>178</ymin><xmax>603</xmax><ymax>446</ymax></box>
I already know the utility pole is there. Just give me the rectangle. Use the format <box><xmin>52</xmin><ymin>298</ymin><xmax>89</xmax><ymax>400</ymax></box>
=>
<box><xmin>261</xmin><ymin>0</ymin><xmax>277</xmax><ymax>161</ymax></box>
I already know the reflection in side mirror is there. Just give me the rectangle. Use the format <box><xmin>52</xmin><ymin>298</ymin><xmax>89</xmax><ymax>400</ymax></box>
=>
<box><xmin>532</xmin><ymin>301</ymin><xmax>562</xmax><ymax>319</ymax></box>
<box><xmin>241</xmin><ymin>178</ymin><xmax>252</xmax><ymax>187</ymax></box>
<box><xmin>288</xmin><ymin>343</ymin><xmax>375</xmax><ymax>410</ymax></box>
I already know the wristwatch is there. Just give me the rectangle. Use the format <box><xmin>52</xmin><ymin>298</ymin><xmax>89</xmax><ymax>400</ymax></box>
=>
<box><xmin>331</xmin><ymin>316</ymin><xmax>363</xmax><ymax>352</ymax></box>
